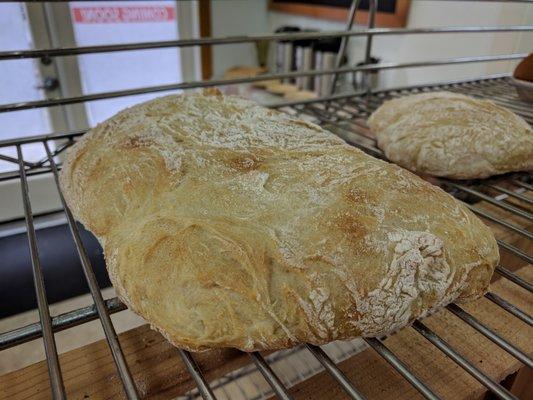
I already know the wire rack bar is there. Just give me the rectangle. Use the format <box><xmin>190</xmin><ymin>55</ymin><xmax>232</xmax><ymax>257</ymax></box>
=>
<box><xmin>462</xmin><ymin>80</ymin><xmax>533</xmax><ymax>110</ymax></box>
<box><xmin>0</xmin><ymin>153</ymin><xmax>35</xmax><ymax>168</ymax></box>
<box><xmin>34</xmin><ymin>140</ymin><xmax>74</xmax><ymax>168</ymax></box>
<box><xmin>363</xmin><ymin>0</ymin><xmax>377</xmax><ymax>89</ymax></box>
<box><xmin>469</xmin><ymin>92</ymin><xmax>533</xmax><ymax>119</ymax></box>
<box><xmin>0</xmin><ymin>297</ymin><xmax>125</xmax><ymax>351</ymax></box>
<box><xmin>466</xmin><ymin>204</ymin><xmax>532</xmax><ymax>240</ymax></box>
<box><xmin>363</xmin><ymin>338</ymin><xmax>440</xmax><ymax>400</ymax></box>
<box><xmin>305</xmin><ymin>344</ymin><xmax>367</xmax><ymax>400</ymax></box>
<box><xmin>513</xmin><ymin>180</ymin><xmax>533</xmax><ymax>191</ymax></box>
<box><xmin>250</xmin><ymin>352</ymin><xmax>294</xmax><ymax>400</ymax></box>
<box><xmin>16</xmin><ymin>145</ymin><xmax>66</xmax><ymax>400</ymax></box>
<box><xmin>487</xmin><ymin>184</ymin><xmax>533</xmax><ymax>204</ymax></box>
<box><xmin>0</xmin><ymin>90</ymin><xmax>358</xmax><ymax>149</ymax></box>
<box><xmin>187</xmin><ymin>347</ymin><xmax>309</xmax><ymax>399</ymax></box>
<box><xmin>0</xmin><ymin>54</ymin><xmax>525</xmax><ymax>113</ymax></box>
<box><xmin>1</xmin><ymin>26</ymin><xmax>531</xmax><ymax>60</ymax></box>
<box><xmin>444</xmin><ymin>182</ymin><xmax>532</xmax><ymax>221</ymax></box>
<box><xmin>446</xmin><ymin>304</ymin><xmax>532</xmax><ymax>368</ymax></box>
<box><xmin>362</xmin><ymin>73</ymin><xmax>511</xmax><ymax>98</ymax></box>
<box><xmin>496</xmin><ymin>239</ymin><xmax>533</xmax><ymax>265</ymax></box>
<box><xmin>495</xmin><ymin>266</ymin><xmax>533</xmax><ymax>293</ymax></box>
<box><xmin>330</xmin><ymin>0</ymin><xmax>360</xmax><ymax>96</ymax></box>
<box><xmin>0</xmin><ymin>129</ymin><xmax>85</xmax><ymax>148</ymax></box>
<box><xmin>178</xmin><ymin>350</ymin><xmax>218</xmax><ymax>400</ymax></box>
<box><xmin>0</xmin><ymin>74</ymin><xmax>510</xmax><ymax>149</ymax></box>
<box><xmin>43</xmin><ymin>141</ymin><xmax>140</xmax><ymax>399</ymax></box>
<box><xmin>473</xmin><ymin>83</ymin><xmax>533</xmax><ymax>107</ymax></box>
<box><xmin>412</xmin><ymin>320</ymin><xmax>518</xmax><ymax>400</ymax></box>
<box><xmin>0</xmin><ymin>165</ymin><xmax>56</xmax><ymax>183</ymax></box>
<box><xmin>484</xmin><ymin>292</ymin><xmax>533</xmax><ymax>326</ymax></box>
<box><xmin>450</xmin><ymin>83</ymin><xmax>533</xmax><ymax>119</ymax></box>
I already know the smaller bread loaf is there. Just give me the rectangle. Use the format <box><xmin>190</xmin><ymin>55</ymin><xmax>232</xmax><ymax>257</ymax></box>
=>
<box><xmin>368</xmin><ymin>91</ymin><xmax>533</xmax><ymax>179</ymax></box>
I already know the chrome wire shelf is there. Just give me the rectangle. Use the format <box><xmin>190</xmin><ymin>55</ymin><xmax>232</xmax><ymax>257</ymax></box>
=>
<box><xmin>0</xmin><ymin>0</ymin><xmax>532</xmax><ymax>397</ymax></box>
<box><xmin>2</xmin><ymin>25</ymin><xmax>533</xmax><ymax>61</ymax></box>
<box><xmin>0</xmin><ymin>75</ymin><xmax>531</xmax><ymax>400</ymax></box>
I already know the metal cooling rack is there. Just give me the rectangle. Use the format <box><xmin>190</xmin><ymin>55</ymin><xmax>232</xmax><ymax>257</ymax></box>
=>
<box><xmin>0</xmin><ymin>1</ymin><xmax>532</xmax><ymax>399</ymax></box>
<box><xmin>185</xmin><ymin>75</ymin><xmax>533</xmax><ymax>400</ymax></box>
<box><xmin>1</xmin><ymin>75</ymin><xmax>531</xmax><ymax>400</ymax></box>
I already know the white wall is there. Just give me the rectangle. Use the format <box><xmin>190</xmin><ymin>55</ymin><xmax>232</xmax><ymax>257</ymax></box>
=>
<box><xmin>210</xmin><ymin>0</ymin><xmax>533</xmax><ymax>88</ymax></box>
<box><xmin>367</xmin><ymin>1</ymin><xmax>533</xmax><ymax>87</ymax></box>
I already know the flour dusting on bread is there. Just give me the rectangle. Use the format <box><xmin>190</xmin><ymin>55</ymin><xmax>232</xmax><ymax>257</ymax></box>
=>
<box><xmin>59</xmin><ymin>90</ymin><xmax>498</xmax><ymax>351</ymax></box>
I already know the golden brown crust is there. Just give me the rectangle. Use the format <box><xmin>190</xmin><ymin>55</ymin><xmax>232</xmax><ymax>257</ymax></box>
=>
<box><xmin>60</xmin><ymin>90</ymin><xmax>499</xmax><ymax>351</ymax></box>
<box><xmin>368</xmin><ymin>91</ymin><xmax>533</xmax><ymax>179</ymax></box>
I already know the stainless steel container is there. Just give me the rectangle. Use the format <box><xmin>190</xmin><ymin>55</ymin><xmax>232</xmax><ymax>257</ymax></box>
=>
<box><xmin>314</xmin><ymin>38</ymin><xmax>341</xmax><ymax>96</ymax></box>
<box><xmin>319</xmin><ymin>52</ymin><xmax>336</xmax><ymax>95</ymax></box>
<box><xmin>295</xmin><ymin>46</ymin><xmax>313</xmax><ymax>89</ymax></box>
<box><xmin>275</xmin><ymin>26</ymin><xmax>300</xmax><ymax>83</ymax></box>
<box><xmin>294</xmin><ymin>36</ymin><xmax>315</xmax><ymax>90</ymax></box>
<box><xmin>353</xmin><ymin>57</ymin><xmax>380</xmax><ymax>90</ymax></box>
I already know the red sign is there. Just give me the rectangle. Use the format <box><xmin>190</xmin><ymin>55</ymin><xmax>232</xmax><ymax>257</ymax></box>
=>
<box><xmin>72</xmin><ymin>6</ymin><xmax>175</xmax><ymax>24</ymax></box>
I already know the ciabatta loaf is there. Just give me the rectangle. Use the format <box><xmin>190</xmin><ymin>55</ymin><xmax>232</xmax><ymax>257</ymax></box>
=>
<box><xmin>368</xmin><ymin>91</ymin><xmax>533</xmax><ymax>179</ymax></box>
<box><xmin>60</xmin><ymin>90</ymin><xmax>498</xmax><ymax>351</ymax></box>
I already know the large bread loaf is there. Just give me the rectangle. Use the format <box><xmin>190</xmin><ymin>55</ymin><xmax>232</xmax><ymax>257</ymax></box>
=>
<box><xmin>60</xmin><ymin>90</ymin><xmax>498</xmax><ymax>351</ymax></box>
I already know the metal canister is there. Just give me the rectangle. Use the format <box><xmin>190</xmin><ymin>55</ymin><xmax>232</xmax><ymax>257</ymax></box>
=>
<box><xmin>354</xmin><ymin>57</ymin><xmax>380</xmax><ymax>90</ymax></box>
<box><xmin>313</xmin><ymin>38</ymin><xmax>342</xmax><ymax>96</ymax></box>
<box><xmin>275</xmin><ymin>26</ymin><xmax>300</xmax><ymax>83</ymax></box>
<box><xmin>294</xmin><ymin>35</ymin><xmax>315</xmax><ymax>90</ymax></box>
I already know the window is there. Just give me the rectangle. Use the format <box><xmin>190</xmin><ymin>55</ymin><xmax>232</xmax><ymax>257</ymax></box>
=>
<box><xmin>0</xmin><ymin>1</ymin><xmax>200</xmax><ymax>222</ymax></box>
<box><xmin>69</xmin><ymin>1</ymin><xmax>184</xmax><ymax>125</ymax></box>
<box><xmin>0</xmin><ymin>4</ymin><xmax>54</xmax><ymax>173</ymax></box>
